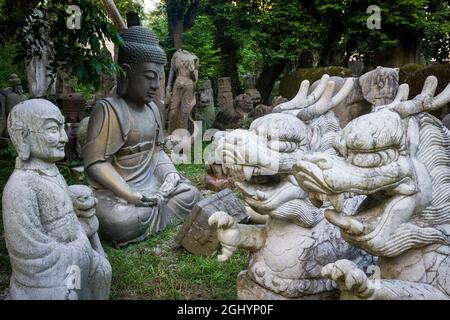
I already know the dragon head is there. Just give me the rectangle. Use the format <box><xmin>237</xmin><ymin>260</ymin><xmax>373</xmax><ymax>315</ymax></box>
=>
<box><xmin>294</xmin><ymin>77</ymin><xmax>450</xmax><ymax>257</ymax></box>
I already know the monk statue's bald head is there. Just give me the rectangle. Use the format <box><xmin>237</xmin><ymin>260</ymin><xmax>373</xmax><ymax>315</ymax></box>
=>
<box><xmin>7</xmin><ymin>99</ymin><xmax>67</xmax><ymax>162</ymax></box>
<box><xmin>117</xmin><ymin>26</ymin><xmax>166</xmax><ymax>104</ymax></box>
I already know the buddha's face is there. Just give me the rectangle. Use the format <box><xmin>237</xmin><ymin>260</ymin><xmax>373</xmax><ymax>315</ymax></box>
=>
<box><xmin>28</xmin><ymin>110</ymin><xmax>68</xmax><ymax>163</ymax></box>
<box><xmin>123</xmin><ymin>62</ymin><xmax>164</xmax><ymax>105</ymax></box>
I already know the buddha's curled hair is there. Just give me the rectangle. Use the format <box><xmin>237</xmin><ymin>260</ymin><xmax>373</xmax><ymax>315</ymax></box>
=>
<box><xmin>118</xmin><ymin>26</ymin><xmax>167</xmax><ymax>69</ymax></box>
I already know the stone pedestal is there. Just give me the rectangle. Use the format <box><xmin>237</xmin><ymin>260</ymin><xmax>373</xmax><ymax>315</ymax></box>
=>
<box><xmin>217</xmin><ymin>77</ymin><xmax>233</xmax><ymax>113</ymax></box>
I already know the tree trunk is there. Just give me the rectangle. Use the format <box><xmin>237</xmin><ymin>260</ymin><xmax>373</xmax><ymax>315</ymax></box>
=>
<box><xmin>172</xmin><ymin>19</ymin><xmax>184</xmax><ymax>50</ymax></box>
<box><xmin>318</xmin><ymin>29</ymin><xmax>343</xmax><ymax>67</ymax></box>
<box><xmin>373</xmin><ymin>27</ymin><xmax>421</xmax><ymax>67</ymax></box>
<box><xmin>256</xmin><ymin>59</ymin><xmax>289</xmax><ymax>105</ymax></box>
<box><xmin>225</xmin><ymin>41</ymin><xmax>241</xmax><ymax>97</ymax></box>
<box><xmin>166</xmin><ymin>0</ymin><xmax>200</xmax><ymax>50</ymax></box>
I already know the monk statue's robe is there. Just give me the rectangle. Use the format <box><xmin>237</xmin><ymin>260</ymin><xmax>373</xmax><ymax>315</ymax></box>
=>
<box><xmin>83</xmin><ymin>97</ymin><xmax>201</xmax><ymax>245</ymax></box>
<box><xmin>2</xmin><ymin>161</ymin><xmax>112</xmax><ymax>300</ymax></box>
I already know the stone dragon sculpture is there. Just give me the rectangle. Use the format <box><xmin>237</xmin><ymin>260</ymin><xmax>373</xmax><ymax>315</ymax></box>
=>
<box><xmin>208</xmin><ymin>75</ymin><xmax>375</xmax><ymax>299</ymax></box>
<box><xmin>293</xmin><ymin>76</ymin><xmax>450</xmax><ymax>299</ymax></box>
<box><xmin>274</xmin><ymin>66</ymin><xmax>400</xmax><ymax>128</ymax></box>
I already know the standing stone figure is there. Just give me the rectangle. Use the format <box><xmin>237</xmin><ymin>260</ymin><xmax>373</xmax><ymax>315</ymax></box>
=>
<box><xmin>2</xmin><ymin>99</ymin><xmax>111</xmax><ymax>300</ymax></box>
<box><xmin>166</xmin><ymin>49</ymin><xmax>199</xmax><ymax>133</ymax></box>
<box><xmin>82</xmin><ymin>26</ymin><xmax>201</xmax><ymax>246</ymax></box>
<box><xmin>194</xmin><ymin>79</ymin><xmax>216</xmax><ymax>131</ymax></box>
<box><xmin>0</xmin><ymin>74</ymin><xmax>28</xmax><ymax>137</ymax></box>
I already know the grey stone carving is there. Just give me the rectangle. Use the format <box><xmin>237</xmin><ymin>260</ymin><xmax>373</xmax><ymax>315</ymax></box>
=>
<box><xmin>176</xmin><ymin>189</ymin><xmax>249</xmax><ymax>256</ymax></box>
<box><xmin>208</xmin><ymin>79</ymin><xmax>374</xmax><ymax>299</ymax></box>
<box><xmin>166</xmin><ymin>49</ymin><xmax>199</xmax><ymax>133</ymax></box>
<box><xmin>0</xmin><ymin>74</ymin><xmax>28</xmax><ymax>137</ymax></box>
<box><xmin>2</xmin><ymin>99</ymin><xmax>111</xmax><ymax>300</ymax></box>
<box><xmin>194</xmin><ymin>79</ymin><xmax>216</xmax><ymax>131</ymax></box>
<box><xmin>294</xmin><ymin>76</ymin><xmax>450</xmax><ymax>299</ymax></box>
<box><xmin>217</xmin><ymin>77</ymin><xmax>234</xmax><ymax>113</ymax></box>
<box><xmin>82</xmin><ymin>26</ymin><xmax>201</xmax><ymax>246</ymax></box>
<box><xmin>275</xmin><ymin>66</ymin><xmax>400</xmax><ymax>128</ymax></box>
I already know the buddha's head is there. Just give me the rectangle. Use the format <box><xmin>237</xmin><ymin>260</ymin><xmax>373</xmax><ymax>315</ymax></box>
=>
<box><xmin>7</xmin><ymin>99</ymin><xmax>68</xmax><ymax>163</ymax></box>
<box><xmin>117</xmin><ymin>26</ymin><xmax>167</xmax><ymax>105</ymax></box>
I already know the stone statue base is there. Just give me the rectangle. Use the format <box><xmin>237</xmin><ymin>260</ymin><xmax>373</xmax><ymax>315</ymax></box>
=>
<box><xmin>237</xmin><ymin>271</ymin><xmax>339</xmax><ymax>300</ymax></box>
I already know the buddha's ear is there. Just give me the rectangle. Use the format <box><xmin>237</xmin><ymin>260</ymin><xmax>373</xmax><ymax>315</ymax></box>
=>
<box><xmin>10</xmin><ymin>128</ymin><xmax>30</xmax><ymax>161</ymax></box>
<box><xmin>121</xmin><ymin>63</ymin><xmax>131</xmax><ymax>76</ymax></box>
<box><xmin>117</xmin><ymin>64</ymin><xmax>131</xmax><ymax>97</ymax></box>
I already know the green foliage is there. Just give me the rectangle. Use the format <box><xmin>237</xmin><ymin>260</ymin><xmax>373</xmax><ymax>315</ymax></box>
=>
<box><xmin>147</xmin><ymin>2</ymin><xmax>172</xmax><ymax>55</ymax></box>
<box><xmin>314</xmin><ymin>0</ymin><xmax>450</xmax><ymax>64</ymax></box>
<box><xmin>0</xmin><ymin>146</ymin><xmax>16</xmax><ymax>159</ymax></box>
<box><xmin>422</xmin><ymin>1</ymin><xmax>450</xmax><ymax>63</ymax></box>
<box><xmin>176</xmin><ymin>164</ymin><xmax>206</xmax><ymax>189</ymax></box>
<box><xmin>0</xmin><ymin>44</ymin><xmax>26</xmax><ymax>89</ymax></box>
<box><xmin>249</xmin><ymin>1</ymin><xmax>324</xmax><ymax>65</ymax></box>
<box><xmin>115</xmin><ymin>0</ymin><xmax>146</xmax><ymax>17</ymax></box>
<box><xmin>1</xmin><ymin>0</ymin><xmax>124</xmax><ymax>90</ymax></box>
<box><xmin>183</xmin><ymin>15</ymin><xmax>221</xmax><ymax>80</ymax></box>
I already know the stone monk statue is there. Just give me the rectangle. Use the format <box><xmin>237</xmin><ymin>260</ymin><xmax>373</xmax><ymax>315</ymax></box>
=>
<box><xmin>2</xmin><ymin>99</ymin><xmax>111</xmax><ymax>300</ymax></box>
<box><xmin>82</xmin><ymin>26</ymin><xmax>202</xmax><ymax>246</ymax></box>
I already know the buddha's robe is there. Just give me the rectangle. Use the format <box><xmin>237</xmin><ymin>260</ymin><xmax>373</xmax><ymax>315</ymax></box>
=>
<box><xmin>83</xmin><ymin>97</ymin><xmax>201</xmax><ymax>245</ymax></box>
<box><xmin>2</xmin><ymin>163</ymin><xmax>112</xmax><ymax>300</ymax></box>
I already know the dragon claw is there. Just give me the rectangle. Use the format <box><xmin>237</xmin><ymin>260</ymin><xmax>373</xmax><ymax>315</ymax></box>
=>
<box><xmin>322</xmin><ymin>260</ymin><xmax>375</xmax><ymax>299</ymax></box>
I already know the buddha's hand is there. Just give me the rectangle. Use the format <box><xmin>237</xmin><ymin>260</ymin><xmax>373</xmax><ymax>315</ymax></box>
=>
<box><xmin>322</xmin><ymin>260</ymin><xmax>375</xmax><ymax>300</ymax></box>
<box><xmin>159</xmin><ymin>172</ymin><xmax>181</xmax><ymax>197</ymax></box>
<box><xmin>208</xmin><ymin>211</ymin><xmax>240</xmax><ymax>262</ymax></box>
<box><xmin>128</xmin><ymin>192</ymin><xmax>159</xmax><ymax>207</ymax></box>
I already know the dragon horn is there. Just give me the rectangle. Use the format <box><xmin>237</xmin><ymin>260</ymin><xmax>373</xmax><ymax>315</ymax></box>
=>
<box><xmin>374</xmin><ymin>83</ymin><xmax>410</xmax><ymax>112</ymax></box>
<box><xmin>274</xmin><ymin>74</ymin><xmax>330</xmax><ymax>112</ymax></box>
<box><xmin>305</xmin><ymin>74</ymin><xmax>330</xmax><ymax>106</ymax></box>
<box><xmin>431</xmin><ymin>81</ymin><xmax>450</xmax><ymax>110</ymax></box>
<box><xmin>392</xmin><ymin>76</ymin><xmax>450</xmax><ymax>117</ymax></box>
<box><xmin>330</xmin><ymin>77</ymin><xmax>355</xmax><ymax>108</ymax></box>
<box><xmin>102</xmin><ymin>0</ymin><xmax>127</xmax><ymax>31</ymax></box>
<box><xmin>297</xmin><ymin>81</ymin><xmax>335</xmax><ymax>121</ymax></box>
<box><xmin>274</xmin><ymin>80</ymin><xmax>310</xmax><ymax>112</ymax></box>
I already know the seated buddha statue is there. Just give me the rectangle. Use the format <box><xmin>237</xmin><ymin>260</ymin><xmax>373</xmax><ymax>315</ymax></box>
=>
<box><xmin>82</xmin><ymin>26</ymin><xmax>202</xmax><ymax>246</ymax></box>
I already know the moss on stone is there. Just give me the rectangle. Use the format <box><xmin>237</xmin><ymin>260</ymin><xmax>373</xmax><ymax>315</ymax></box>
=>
<box><xmin>279</xmin><ymin>67</ymin><xmax>352</xmax><ymax>100</ymax></box>
<box><xmin>401</xmin><ymin>64</ymin><xmax>450</xmax><ymax>97</ymax></box>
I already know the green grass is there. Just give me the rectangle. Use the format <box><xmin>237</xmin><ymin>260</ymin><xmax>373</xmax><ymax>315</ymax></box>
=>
<box><xmin>176</xmin><ymin>164</ymin><xmax>207</xmax><ymax>189</ymax></box>
<box><xmin>0</xmin><ymin>152</ymin><xmax>249</xmax><ymax>299</ymax></box>
<box><xmin>105</xmin><ymin>226</ymin><xmax>249</xmax><ymax>300</ymax></box>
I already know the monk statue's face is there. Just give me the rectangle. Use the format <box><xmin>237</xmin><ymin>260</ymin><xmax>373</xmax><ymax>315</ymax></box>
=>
<box><xmin>28</xmin><ymin>109</ymin><xmax>68</xmax><ymax>163</ymax></box>
<box><xmin>123</xmin><ymin>62</ymin><xmax>164</xmax><ymax>105</ymax></box>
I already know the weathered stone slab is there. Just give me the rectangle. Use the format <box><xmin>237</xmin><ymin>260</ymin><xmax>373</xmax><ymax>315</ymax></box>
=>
<box><xmin>176</xmin><ymin>189</ymin><xmax>249</xmax><ymax>256</ymax></box>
